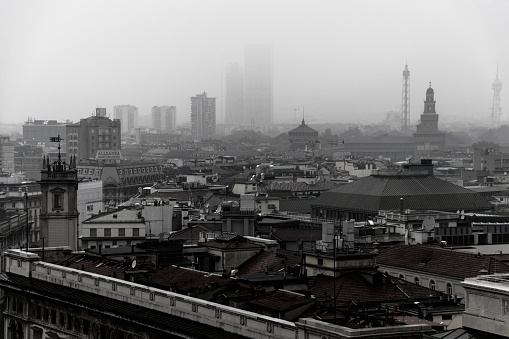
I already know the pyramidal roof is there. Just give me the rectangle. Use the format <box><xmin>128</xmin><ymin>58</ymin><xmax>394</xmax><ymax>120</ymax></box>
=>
<box><xmin>288</xmin><ymin>118</ymin><xmax>318</xmax><ymax>134</ymax></box>
<box><xmin>311</xmin><ymin>173</ymin><xmax>492</xmax><ymax>212</ymax></box>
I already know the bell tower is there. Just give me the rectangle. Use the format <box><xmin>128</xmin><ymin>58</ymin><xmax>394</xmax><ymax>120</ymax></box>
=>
<box><xmin>38</xmin><ymin>136</ymin><xmax>79</xmax><ymax>250</ymax></box>
<box><xmin>413</xmin><ymin>84</ymin><xmax>446</xmax><ymax>159</ymax></box>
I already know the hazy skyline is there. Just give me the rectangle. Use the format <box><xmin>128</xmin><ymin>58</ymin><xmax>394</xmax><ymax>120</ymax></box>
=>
<box><xmin>1</xmin><ymin>0</ymin><xmax>508</xmax><ymax>127</ymax></box>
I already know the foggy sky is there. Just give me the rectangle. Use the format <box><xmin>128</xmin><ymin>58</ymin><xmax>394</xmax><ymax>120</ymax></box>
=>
<box><xmin>1</xmin><ymin>0</ymin><xmax>508</xmax><ymax>127</ymax></box>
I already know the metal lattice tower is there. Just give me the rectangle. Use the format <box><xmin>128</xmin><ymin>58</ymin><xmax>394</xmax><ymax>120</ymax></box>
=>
<box><xmin>401</xmin><ymin>64</ymin><xmax>410</xmax><ymax>134</ymax></box>
<box><xmin>491</xmin><ymin>66</ymin><xmax>503</xmax><ymax>128</ymax></box>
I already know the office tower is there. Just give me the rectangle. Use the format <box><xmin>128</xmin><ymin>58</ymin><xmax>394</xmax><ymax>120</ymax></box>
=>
<box><xmin>152</xmin><ymin>106</ymin><xmax>177</xmax><ymax>133</ymax></box>
<box><xmin>401</xmin><ymin>64</ymin><xmax>410</xmax><ymax>134</ymax></box>
<box><xmin>244</xmin><ymin>44</ymin><xmax>273</xmax><ymax>126</ymax></box>
<box><xmin>66</xmin><ymin>108</ymin><xmax>121</xmax><ymax>162</ymax></box>
<box><xmin>224</xmin><ymin>63</ymin><xmax>245</xmax><ymax>126</ymax></box>
<box><xmin>191</xmin><ymin>92</ymin><xmax>216</xmax><ymax>139</ymax></box>
<box><xmin>113</xmin><ymin>105</ymin><xmax>138</xmax><ymax>134</ymax></box>
<box><xmin>491</xmin><ymin>67</ymin><xmax>503</xmax><ymax>128</ymax></box>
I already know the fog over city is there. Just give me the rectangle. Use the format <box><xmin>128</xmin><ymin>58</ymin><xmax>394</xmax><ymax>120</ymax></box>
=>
<box><xmin>1</xmin><ymin>0</ymin><xmax>508</xmax><ymax>126</ymax></box>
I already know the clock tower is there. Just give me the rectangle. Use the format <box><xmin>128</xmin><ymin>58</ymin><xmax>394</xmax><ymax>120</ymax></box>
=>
<box><xmin>38</xmin><ymin>136</ymin><xmax>79</xmax><ymax>251</ymax></box>
<box><xmin>413</xmin><ymin>84</ymin><xmax>445</xmax><ymax>159</ymax></box>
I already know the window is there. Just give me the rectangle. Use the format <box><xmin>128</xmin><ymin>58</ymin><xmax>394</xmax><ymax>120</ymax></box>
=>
<box><xmin>317</xmin><ymin>258</ymin><xmax>323</xmax><ymax>265</ymax></box>
<box><xmin>414</xmin><ymin>277</ymin><xmax>420</xmax><ymax>285</ymax></box>
<box><xmin>119</xmin><ymin>228</ymin><xmax>125</xmax><ymax>237</ymax></box>
<box><xmin>429</xmin><ymin>280</ymin><xmax>436</xmax><ymax>290</ymax></box>
<box><xmin>104</xmin><ymin>228</ymin><xmax>111</xmax><ymax>237</ymax></box>
<box><xmin>442</xmin><ymin>314</ymin><xmax>452</xmax><ymax>320</ymax></box>
<box><xmin>90</xmin><ymin>228</ymin><xmax>97</xmax><ymax>237</ymax></box>
<box><xmin>133</xmin><ymin>228</ymin><xmax>139</xmax><ymax>237</ymax></box>
<box><xmin>83</xmin><ymin>319</ymin><xmax>90</xmax><ymax>335</ymax></box>
<box><xmin>446</xmin><ymin>283</ymin><xmax>453</xmax><ymax>295</ymax></box>
<box><xmin>87</xmin><ymin>205</ymin><xmax>93</xmax><ymax>212</ymax></box>
<box><xmin>53</xmin><ymin>193</ymin><xmax>62</xmax><ymax>209</ymax></box>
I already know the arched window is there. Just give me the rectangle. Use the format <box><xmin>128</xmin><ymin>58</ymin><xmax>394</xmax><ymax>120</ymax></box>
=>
<box><xmin>429</xmin><ymin>280</ymin><xmax>436</xmax><ymax>290</ymax></box>
<box><xmin>399</xmin><ymin>274</ymin><xmax>405</xmax><ymax>280</ymax></box>
<box><xmin>414</xmin><ymin>277</ymin><xmax>420</xmax><ymax>286</ymax></box>
<box><xmin>446</xmin><ymin>283</ymin><xmax>453</xmax><ymax>295</ymax></box>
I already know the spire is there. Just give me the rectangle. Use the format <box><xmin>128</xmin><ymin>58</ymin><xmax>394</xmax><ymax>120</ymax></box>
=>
<box><xmin>302</xmin><ymin>106</ymin><xmax>305</xmax><ymax>125</ymax></box>
<box><xmin>42</xmin><ymin>155</ymin><xmax>46</xmax><ymax>169</ymax></box>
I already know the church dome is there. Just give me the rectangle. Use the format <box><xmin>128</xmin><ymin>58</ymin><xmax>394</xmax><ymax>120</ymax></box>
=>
<box><xmin>426</xmin><ymin>87</ymin><xmax>434</xmax><ymax>95</ymax></box>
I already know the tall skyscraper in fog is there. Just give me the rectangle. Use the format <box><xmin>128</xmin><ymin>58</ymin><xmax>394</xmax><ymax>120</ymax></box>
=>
<box><xmin>152</xmin><ymin>106</ymin><xmax>176</xmax><ymax>132</ymax></box>
<box><xmin>113</xmin><ymin>104</ymin><xmax>138</xmax><ymax>134</ymax></box>
<box><xmin>224</xmin><ymin>63</ymin><xmax>245</xmax><ymax>126</ymax></box>
<box><xmin>244</xmin><ymin>44</ymin><xmax>273</xmax><ymax>127</ymax></box>
<box><xmin>191</xmin><ymin>92</ymin><xmax>216</xmax><ymax>139</ymax></box>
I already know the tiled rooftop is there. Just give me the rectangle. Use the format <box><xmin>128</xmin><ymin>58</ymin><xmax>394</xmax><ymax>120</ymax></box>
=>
<box><xmin>376</xmin><ymin>243</ymin><xmax>509</xmax><ymax>279</ymax></box>
<box><xmin>236</xmin><ymin>249</ymin><xmax>302</xmax><ymax>275</ymax></box>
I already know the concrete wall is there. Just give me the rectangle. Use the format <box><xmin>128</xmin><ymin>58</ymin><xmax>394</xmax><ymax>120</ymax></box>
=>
<box><xmin>462</xmin><ymin>275</ymin><xmax>509</xmax><ymax>337</ymax></box>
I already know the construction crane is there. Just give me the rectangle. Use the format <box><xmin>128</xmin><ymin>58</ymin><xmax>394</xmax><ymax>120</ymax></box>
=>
<box><xmin>282</xmin><ymin>108</ymin><xmax>301</xmax><ymax>124</ymax></box>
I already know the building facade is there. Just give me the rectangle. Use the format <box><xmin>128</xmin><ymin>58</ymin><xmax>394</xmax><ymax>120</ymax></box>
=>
<box><xmin>66</xmin><ymin>108</ymin><xmax>122</xmax><ymax>163</ymax></box>
<box><xmin>152</xmin><ymin>106</ymin><xmax>176</xmax><ymax>133</ymax></box>
<box><xmin>113</xmin><ymin>104</ymin><xmax>138</xmax><ymax>134</ymax></box>
<box><xmin>244</xmin><ymin>44</ymin><xmax>273</xmax><ymax>127</ymax></box>
<box><xmin>77</xmin><ymin>161</ymin><xmax>164</xmax><ymax>206</ymax></box>
<box><xmin>191</xmin><ymin>92</ymin><xmax>216</xmax><ymax>140</ymax></box>
<box><xmin>22</xmin><ymin>118</ymin><xmax>68</xmax><ymax>150</ymax></box>
<box><xmin>0</xmin><ymin>135</ymin><xmax>14</xmax><ymax>173</ymax></box>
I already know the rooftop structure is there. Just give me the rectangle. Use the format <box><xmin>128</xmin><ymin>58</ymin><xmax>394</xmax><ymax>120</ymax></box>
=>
<box><xmin>311</xmin><ymin>168</ymin><xmax>492</xmax><ymax>222</ymax></box>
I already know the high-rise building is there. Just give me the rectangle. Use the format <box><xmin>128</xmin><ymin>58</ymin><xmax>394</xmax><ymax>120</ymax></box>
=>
<box><xmin>413</xmin><ymin>83</ymin><xmax>446</xmax><ymax>158</ymax></box>
<box><xmin>224</xmin><ymin>63</ymin><xmax>245</xmax><ymax>126</ymax></box>
<box><xmin>152</xmin><ymin>106</ymin><xmax>176</xmax><ymax>133</ymax></box>
<box><xmin>113</xmin><ymin>105</ymin><xmax>138</xmax><ymax>134</ymax></box>
<box><xmin>66</xmin><ymin>108</ymin><xmax>121</xmax><ymax>163</ymax></box>
<box><xmin>191</xmin><ymin>92</ymin><xmax>216</xmax><ymax>139</ymax></box>
<box><xmin>244</xmin><ymin>44</ymin><xmax>273</xmax><ymax>127</ymax></box>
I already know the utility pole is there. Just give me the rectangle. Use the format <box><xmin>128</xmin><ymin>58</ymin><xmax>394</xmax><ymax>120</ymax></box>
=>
<box><xmin>24</xmin><ymin>189</ymin><xmax>29</xmax><ymax>252</ymax></box>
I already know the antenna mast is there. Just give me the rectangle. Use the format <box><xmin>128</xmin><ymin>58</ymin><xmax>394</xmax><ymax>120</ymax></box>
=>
<box><xmin>491</xmin><ymin>66</ymin><xmax>503</xmax><ymax>128</ymax></box>
<box><xmin>401</xmin><ymin>64</ymin><xmax>410</xmax><ymax>134</ymax></box>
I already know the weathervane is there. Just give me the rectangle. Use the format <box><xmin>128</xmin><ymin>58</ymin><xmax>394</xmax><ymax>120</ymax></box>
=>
<box><xmin>48</xmin><ymin>134</ymin><xmax>66</xmax><ymax>171</ymax></box>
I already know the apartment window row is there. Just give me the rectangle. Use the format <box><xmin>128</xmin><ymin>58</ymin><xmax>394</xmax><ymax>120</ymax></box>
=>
<box><xmin>89</xmin><ymin>228</ymin><xmax>139</xmax><ymax>237</ymax></box>
<box><xmin>119</xmin><ymin>166</ymin><xmax>159</xmax><ymax>175</ymax></box>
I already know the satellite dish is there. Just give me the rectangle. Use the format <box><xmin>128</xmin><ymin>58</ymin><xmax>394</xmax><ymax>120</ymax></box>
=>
<box><xmin>131</xmin><ymin>260</ymin><xmax>137</xmax><ymax>269</ymax></box>
<box><xmin>422</xmin><ymin>216</ymin><xmax>435</xmax><ymax>231</ymax></box>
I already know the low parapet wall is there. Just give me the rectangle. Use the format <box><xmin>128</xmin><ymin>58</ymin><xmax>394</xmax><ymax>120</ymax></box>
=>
<box><xmin>3</xmin><ymin>249</ymin><xmax>433</xmax><ymax>339</ymax></box>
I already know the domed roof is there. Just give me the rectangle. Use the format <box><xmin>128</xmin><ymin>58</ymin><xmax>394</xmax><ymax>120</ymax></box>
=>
<box><xmin>426</xmin><ymin>83</ymin><xmax>434</xmax><ymax>95</ymax></box>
